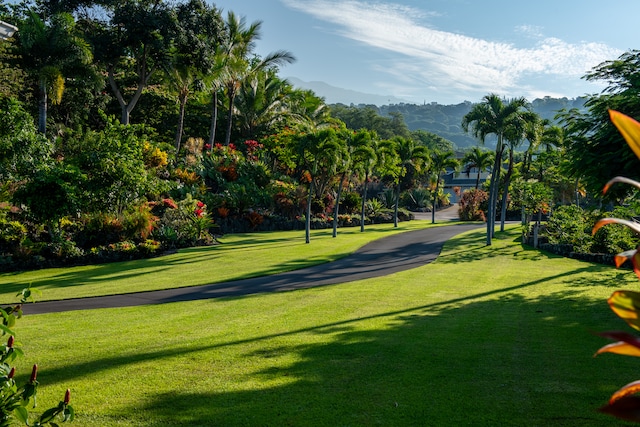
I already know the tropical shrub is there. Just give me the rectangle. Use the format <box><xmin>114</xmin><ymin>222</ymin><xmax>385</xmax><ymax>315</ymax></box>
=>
<box><xmin>458</xmin><ymin>188</ymin><xmax>488</xmax><ymax>221</ymax></box>
<box><xmin>0</xmin><ymin>96</ymin><xmax>52</xmax><ymax>182</ymax></box>
<box><xmin>544</xmin><ymin>205</ymin><xmax>593</xmax><ymax>253</ymax></box>
<box><xmin>154</xmin><ymin>195</ymin><xmax>214</xmax><ymax>248</ymax></box>
<box><xmin>365</xmin><ymin>198</ymin><xmax>384</xmax><ymax>216</ymax></box>
<box><xmin>340</xmin><ymin>191</ymin><xmax>361</xmax><ymax>214</ymax></box>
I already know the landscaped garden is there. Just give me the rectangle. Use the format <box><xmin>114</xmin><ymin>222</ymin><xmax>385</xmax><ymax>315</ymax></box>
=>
<box><xmin>5</xmin><ymin>0</ymin><xmax>640</xmax><ymax>424</ymax></box>
<box><xmin>0</xmin><ymin>225</ymin><xmax>637</xmax><ymax>425</ymax></box>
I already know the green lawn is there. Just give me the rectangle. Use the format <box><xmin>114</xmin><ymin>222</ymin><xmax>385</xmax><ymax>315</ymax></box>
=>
<box><xmin>7</xmin><ymin>226</ymin><xmax>640</xmax><ymax>426</ymax></box>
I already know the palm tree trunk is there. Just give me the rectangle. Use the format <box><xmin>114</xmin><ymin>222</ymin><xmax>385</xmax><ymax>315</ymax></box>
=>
<box><xmin>486</xmin><ymin>137</ymin><xmax>503</xmax><ymax>245</ymax></box>
<box><xmin>475</xmin><ymin>170</ymin><xmax>481</xmax><ymax>190</ymax></box>
<box><xmin>332</xmin><ymin>172</ymin><xmax>346</xmax><ymax>238</ymax></box>
<box><xmin>360</xmin><ymin>172</ymin><xmax>369</xmax><ymax>232</ymax></box>
<box><xmin>175</xmin><ymin>94</ymin><xmax>187</xmax><ymax>154</ymax></box>
<box><xmin>432</xmin><ymin>180</ymin><xmax>439</xmax><ymax>224</ymax></box>
<box><xmin>305</xmin><ymin>180</ymin><xmax>313</xmax><ymax>244</ymax></box>
<box><xmin>208</xmin><ymin>89</ymin><xmax>219</xmax><ymax>148</ymax></box>
<box><xmin>499</xmin><ymin>148</ymin><xmax>514</xmax><ymax>232</ymax></box>
<box><xmin>393</xmin><ymin>183</ymin><xmax>400</xmax><ymax>228</ymax></box>
<box><xmin>224</xmin><ymin>86</ymin><xmax>235</xmax><ymax>146</ymax></box>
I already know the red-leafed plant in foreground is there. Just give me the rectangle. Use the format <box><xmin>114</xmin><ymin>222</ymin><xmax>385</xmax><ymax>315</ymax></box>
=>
<box><xmin>593</xmin><ymin>110</ymin><xmax>640</xmax><ymax>421</ymax></box>
<box><xmin>0</xmin><ymin>288</ymin><xmax>74</xmax><ymax>426</ymax></box>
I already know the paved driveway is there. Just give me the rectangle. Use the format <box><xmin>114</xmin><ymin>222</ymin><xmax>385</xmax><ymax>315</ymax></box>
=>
<box><xmin>24</xmin><ymin>210</ymin><xmax>479</xmax><ymax>315</ymax></box>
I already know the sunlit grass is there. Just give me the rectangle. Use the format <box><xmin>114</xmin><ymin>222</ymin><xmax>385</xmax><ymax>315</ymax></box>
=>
<box><xmin>12</xmin><ymin>227</ymin><xmax>640</xmax><ymax>426</ymax></box>
<box><xmin>0</xmin><ymin>220</ymin><xmax>444</xmax><ymax>302</ymax></box>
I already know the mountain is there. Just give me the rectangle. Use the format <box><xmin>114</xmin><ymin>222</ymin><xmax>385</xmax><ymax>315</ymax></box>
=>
<box><xmin>287</xmin><ymin>77</ymin><xmax>410</xmax><ymax>106</ymax></box>
<box><xmin>287</xmin><ymin>77</ymin><xmax>587</xmax><ymax>150</ymax></box>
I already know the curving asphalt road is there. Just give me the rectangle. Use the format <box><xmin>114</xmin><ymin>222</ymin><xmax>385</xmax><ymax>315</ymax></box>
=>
<box><xmin>23</xmin><ymin>213</ymin><xmax>480</xmax><ymax>315</ymax></box>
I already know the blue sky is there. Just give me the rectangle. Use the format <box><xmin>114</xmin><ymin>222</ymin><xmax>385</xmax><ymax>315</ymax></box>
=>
<box><xmin>211</xmin><ymin>0</ymin><xmax>640</xmax><ymax>104</ymax></box>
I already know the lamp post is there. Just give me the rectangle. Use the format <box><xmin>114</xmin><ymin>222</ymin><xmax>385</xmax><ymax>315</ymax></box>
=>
<box><xmin>0</xmin><ymin>20</ymin><xmax>18</xmax><ymax>40</ymax></box>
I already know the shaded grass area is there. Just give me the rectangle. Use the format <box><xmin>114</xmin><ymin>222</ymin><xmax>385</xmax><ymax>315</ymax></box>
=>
<box><xmin>0</xmin><ymin>221</ymin><xmax>442</xmax><ymax>302</ymax></box>
<box><xmin>12</xmin><ymin>227</ymin><xmax>640</xmax><ymax>426</ymax></box>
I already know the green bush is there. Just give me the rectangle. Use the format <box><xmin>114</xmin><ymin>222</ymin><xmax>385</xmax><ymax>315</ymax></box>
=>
<box><xmin>545</xmin><ymin>205</ymin><xmax>593</xmax><ymax>253</ymax></box>
<box><xmin>340</xmin><ymin>192</ymin><xmax>361</xmax><ymax>214</ymax></box>
<box><xmin>591</xmin><ymin>205</ymin><xmax>640</xmax><ymax>254</ymax></box>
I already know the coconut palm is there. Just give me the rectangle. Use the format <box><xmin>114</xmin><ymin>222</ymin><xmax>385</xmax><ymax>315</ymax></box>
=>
<box><xmin>429</xmin><ymin>150</ymin><xmax>459</xmax><ymax>223</ymax></box>
<box><xmin>462</xmin><ymin>94</ymin><xmax>529</xmax><ymax>245</ymax></box>
<box><xmin>462</xmin><ymin>146</ymin><xmax>493</xmax><ymax>189</ymax></box>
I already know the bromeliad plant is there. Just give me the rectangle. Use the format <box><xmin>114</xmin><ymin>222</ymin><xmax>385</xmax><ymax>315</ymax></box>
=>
<box><xmin>0</xmin><ymin>288</ymin><xmax>74</xmax><ymax>426</ymax></box>
<box><xmin>592</xmin><ymin>110</ymin><xmax>640</xmax><ymax>421</ymax></box>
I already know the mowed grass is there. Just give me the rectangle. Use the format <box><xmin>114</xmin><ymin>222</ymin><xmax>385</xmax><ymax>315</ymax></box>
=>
<box><xmin>0</xmin><ymin>221</ymin><xmax>441</xmax><ymax>302</ymax></box>
<box><xmin>9</xmin><ymin>226</ymin><xmax>640</xmax><ymax>426</ymax></box>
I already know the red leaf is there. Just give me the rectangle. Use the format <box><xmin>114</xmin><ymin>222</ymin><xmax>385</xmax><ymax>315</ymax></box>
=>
<box><xmin>611</xmin><ymin>380</ymin><xmax>640</xmax><ymax>405</ymax></box>
<box><xmin>600</xmin><ymin>395</ymin><xmax>640</xmax><ymax>422</ymax></box>
<box><xmin>595</xmin><ymin>341</ymin><xmax>640</xmax><ymax>357</ymax></box>
<box><xmin>608</xmin><ymin>291</ymin><xmax>640</xmax><ymax>331</ymax></box>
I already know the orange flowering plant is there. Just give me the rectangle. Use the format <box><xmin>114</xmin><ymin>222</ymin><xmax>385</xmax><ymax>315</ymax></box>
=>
<box><xmin>592</xmin><ymin>110</ymin><xmax>640</xmax><ymax>421</ymax></box>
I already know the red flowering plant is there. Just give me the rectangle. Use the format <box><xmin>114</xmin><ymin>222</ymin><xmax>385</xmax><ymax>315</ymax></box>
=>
<box><xmin>192</xmin><ymin>200</ymin><xmax>214</xmax><ymax>242</ymax></box>
<box><xmin>243</xmin><ymin>140</ymin><xmax>263</xmax><ymax>162</ymax></box>
<box><xmin>591</xmin><ymin>111</ymin><xmax>640</xmax><ymax>421</ymax></box>
<box><xmin>0</xmin><ymin>288</ymin><xmax>74</xmax><ymax>426</ymax></box>
<box><xmin>154</xmin><ymin>196</ymin><xmax>215</xmax><ymax>247</ymax></box>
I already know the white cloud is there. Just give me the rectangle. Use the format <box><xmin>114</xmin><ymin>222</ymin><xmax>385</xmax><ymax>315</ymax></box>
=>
<box><xmin>282</xmin><ymin>0</ymin><xmax>621</xmax><ymax>101</ymax></box>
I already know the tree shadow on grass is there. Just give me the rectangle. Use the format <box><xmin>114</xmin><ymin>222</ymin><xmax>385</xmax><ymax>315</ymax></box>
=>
<box><xmin>132</xmin><ymin>289</ymin><xmax>636</xmax><ymax>426</ymax></box>
<box><xmin>32</xmin><ymin>261</ymin><xmax>639</xmax><ymax>426</ymax></box>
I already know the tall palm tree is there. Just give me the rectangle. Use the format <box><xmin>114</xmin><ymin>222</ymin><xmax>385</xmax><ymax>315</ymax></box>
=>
<box><xmin>498</xmin><ymin>109</ymin><xmax>539</xmax><ymax>231</ymax></box>
<box><xmin>329</xmin><ymin>127</ymin><xmax>371</xmax><ymax>237</ymax></box>
<box><xmin>220</xmin><ymin>12</ymin><xmax>295</xmax><ymax>146</ymax></box>
<box><xmin>461</xmin><ymin>94</ymin><xmax>529</xmax><ymax>245</ymax></box>
<box><xmin>169</xmin><ymin>0</ymin><xmax>224</xmax><ymax>153</ymax></box>
<box><xmin>462</xmin><ymin>146</ymin><xmax>493</xmax><ymax>189</ymax></box>
<box><xmin>292</xmin><ymin>128</ymin><xmax>344</xmax><ymax>243</ymax></box>
<box><xmin>351</xmin><ymin>131</ymin><xmax>378</xmax><ymax>232</ymax></box>
<box><xmin>164</xmin><ymin>62</ymin><xmax>198</xmax><ymax>154</ymax></box>
<box><xmin>18</xmin><ymin>11</ymin><xmax>91</xmax><ymax>134</ymax></box>
<box><xmin>429</xmin><ymin>150</ymin><xmax>459</xmax><ymax>224</ymax></box>
<box><xmin>380</xmin><ymin>137</ymin><xmax>430</xmax><ymax>227</ymax></box>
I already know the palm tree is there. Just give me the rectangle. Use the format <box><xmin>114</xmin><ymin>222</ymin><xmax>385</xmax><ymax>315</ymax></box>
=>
<box><xmin>498</xmin><ymin>109</ymin><xmax>539</xmax><ymax>231</ymax></box>
<box><xmin>462</xmin><ymin>146</ymin><xmax>493</xmax><ymax>189</ymax></box>
<box><xmin>380</xmin><ymin>137</ymin><xmax>430</xmax><ymax>227</ymax></box>
<box><xmin>18</xmin><ymin>11</ymin><xmax>91</xmax><ymax>134</ymax></box>
<box><xmin>292</xmin><ymin>128</ymin><xmax>344</xmax><ymax>243</ymax></box>
<box><xmin>461</xmin><ymin>94</ymin><xmax>529</xmax><ymax>245</ymax></box>
<box><xmin>329</xmin><ymin>127</ymin><xmax>372</xmax><ymax>237</ymax></box>
<box><xmin>429</xmin><ymin>150</ymin><xmax>459</xmax><ymax>223</ymax></box>
<box><xmin>164</xmin><ymin>62</ymin><xmax>199</xmax><ymax>154</ymax></box>
<box><xmin>351</xmin><ymin>131</ymin><xmax>378</xmax><ymax>232</ymax></box>
<box><xmin>169</xmin><ymin>0</ymin><xmax>224</xmax><ymax>153</ymax></box>
<box><xmin>234</xmin><ymin>70</ymin><xmax>292</xmax><ymax>140</ymax></box>
<box><xmin>220</xmin><ymin>12</ymin><xmax>295</xmax><ymax>146</ymax></box>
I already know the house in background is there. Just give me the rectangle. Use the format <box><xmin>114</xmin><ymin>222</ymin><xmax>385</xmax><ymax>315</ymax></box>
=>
<box><xmin>442</xmin><ymin>167</ymin><xmax>490</xmax><ymax>203</ymax></box>
<box><xmin>0</xmin><ymin>20</ymin><xmax>18</xmax><ymax>41</ymax></box>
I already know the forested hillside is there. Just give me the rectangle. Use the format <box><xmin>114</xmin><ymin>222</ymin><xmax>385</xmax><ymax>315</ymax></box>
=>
<box><xmin>333</xmin><ymin>97</ymin><xmax>586</xmax><ymax>149</ymax></box>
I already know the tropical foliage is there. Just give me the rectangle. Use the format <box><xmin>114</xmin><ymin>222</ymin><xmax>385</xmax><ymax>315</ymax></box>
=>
<box><xmin>588</xmin><ymin>111</ymin><xmax>640</xmax><ymax>422</ymax></box>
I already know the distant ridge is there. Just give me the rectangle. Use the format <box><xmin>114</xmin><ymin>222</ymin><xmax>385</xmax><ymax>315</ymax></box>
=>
<box><xmin>287</xmin><ymin>77</ymin><xmax>410</xmax><ymax>106</ymax></box>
